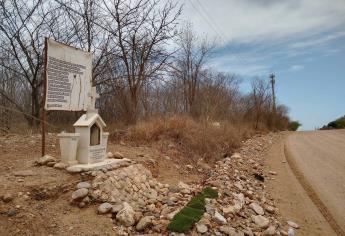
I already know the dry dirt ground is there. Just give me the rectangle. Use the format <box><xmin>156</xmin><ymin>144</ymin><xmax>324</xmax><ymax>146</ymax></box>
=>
<box><xmin>286</xmin><ymin>130</ymin><xmax>345</xmax><ymax>236</ymax></box>
<box><xmin>0</xmin><ymin>133</ymin><xmax>205</xmax><ymax>236</ymax></box>
<box><xmin>265</xmin><ymin>130</ymin><xmax>345</xmax><ymax>236</ymax></box>
<box><xmin>2</xmin><ymin>131</ymin><xmax>343</xmax><ymax>236</ymax></box>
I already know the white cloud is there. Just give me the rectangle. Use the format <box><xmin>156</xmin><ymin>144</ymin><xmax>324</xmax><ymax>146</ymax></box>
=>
<box><xmin>289</xmin><ymin>31</ymin><xmax>345</xmax><ymax>49</ymax></box>
<box><xmin>181</xmin><ymin>0</ymin><xmax>345</xmax><ymax>44</ymax></box>
<box><xmin>177</xmin><ymin>0</ymin><xmax>345</xmax><ymax>76</ymax></box>
<box><xmin>289</xmin><ymin>65</ymin><xmax>304</xmax><ymax>71</ymax></box>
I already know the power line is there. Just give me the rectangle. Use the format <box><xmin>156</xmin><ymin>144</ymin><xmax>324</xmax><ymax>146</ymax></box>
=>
<box><xmin>190</xmin><ymin>0</ymin><xmax>249</xmax><ymax>67</ymax></box>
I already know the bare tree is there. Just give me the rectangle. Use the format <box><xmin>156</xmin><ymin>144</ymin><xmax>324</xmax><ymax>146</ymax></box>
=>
<box><xmin>0</xmin><ymin>0</ymin><xmax>50</xmax><ymax>126</ymax></box>
<box><xmin>173</xmin><ymin>22</ymin><xmax>213</xmax><ymax>115</ymax></box>
<box><xmin>100</xmin><ymin>0</ymin><xmax>182</xmax><ymax>123</ymax></box>
<box><xmin>250</xmin><ymin>78</ymin><xmax>270</xmax><ymax>129</ymax></box>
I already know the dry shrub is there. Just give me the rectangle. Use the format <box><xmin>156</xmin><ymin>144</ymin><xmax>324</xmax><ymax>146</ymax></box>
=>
<box><xmin>124</xmin><ymin>115</ymin><xmax>254</xmax><ymax>161</ymax></box>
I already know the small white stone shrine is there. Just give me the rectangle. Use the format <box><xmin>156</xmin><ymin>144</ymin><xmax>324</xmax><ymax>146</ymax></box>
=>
<box><xmin>58</xmin><ymin>87</ymin><xmax>109</xmax><ymax>166</ymax></box>
<box><xmin>74</xmin><ymin>112</ymin><xmax>108</xmax><ymax>164</ymax></box>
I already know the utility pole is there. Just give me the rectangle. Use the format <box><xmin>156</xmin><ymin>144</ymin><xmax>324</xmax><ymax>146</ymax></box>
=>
<box><xmin>269</xmin><ymin>73</ymin><xmax>276</xmax><ymax>128</ymax></box>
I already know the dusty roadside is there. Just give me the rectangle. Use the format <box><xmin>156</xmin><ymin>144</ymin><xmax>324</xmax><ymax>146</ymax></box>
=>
<box><xmin>264</xmin><ymin>132</ymin><xmax>337</xmax><ymax>236</ymax></box>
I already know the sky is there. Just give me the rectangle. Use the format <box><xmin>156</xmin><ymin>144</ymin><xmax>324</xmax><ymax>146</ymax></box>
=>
<box><xmin>179</xmin><ymin>0</ymin><xmax>345</xmax><ymax>130</ymax></box>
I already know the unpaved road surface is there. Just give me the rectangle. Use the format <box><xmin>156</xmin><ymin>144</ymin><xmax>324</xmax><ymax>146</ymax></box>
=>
<box><xmin>265</xmin><ymin>133</ymin><xmax>337</xmax><ymax>236</ymax></box>
<box><xmin>286</xmin><ymin>130</ymin><xmax>345</xmax><ymax>235</ymax></box>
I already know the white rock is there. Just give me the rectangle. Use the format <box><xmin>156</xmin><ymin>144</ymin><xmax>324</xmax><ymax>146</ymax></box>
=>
<box><xmin>196</xmin><ymin>223</ymin><xmax>208</xmax><ymax>233</ymax></box>
<box><xmin>116</xmin><ymin>202</ymin><xmax>135</xmax><ymax>226</ymax></box>
<box><xmin>219</xmin><ymin>226</ymin><xmax>237</xmax><ymax>235</ymax></box>
<box><xmin>76</xmin><ymin>182</ymin><xmax>91</xmax><ymax>189</ymax></box>
<box><xmin>252</xmin><ymin>215</ymin><xmax>269</xmax><ymax>228</ymax></box>
<box><xmin>37</xmin><ymin>155</ymin><xmax>56</xmax><ymax>165</ymax></box>
<box><xmin>231</xmin><ymin>153</ymin><xmax>241</xmax><ymax>159</ymax></box>
<box><xmin>288</xmin><ymin>227</ymin><xmax>295</xmax><ymax>236</ymax></box>
<box><xmin>53</xmin><ymin>162</ymin><xmax>68</xmax><ymax>169</ymax></box>
<box><xmin>287</xmin><ymin>220</ymin><xmax>299</xmax><ymax>229</ymax></box>
<box><xmin>249</xmin><ymin>202</ymin><xmax>264</xmax><ymax>215</ymax></box>
<box><xmin>269</xmin><ymin>171</ymin><xmax>277</xmax><ymax>175</ymax></box>
<box><xmin>71</xmin><ymin>188</ymin><xmax>88</xmax><ymax>200</ymax></box>
<box><xmin>233</xmin><ymin>193</ymin><xmax>245</xmax><ymax>211</ymax></box>
<box><xmin>186</xmin><ymin>164</ymin><xmax>193</xmax><ymax>170</ymax></box>
<box><xmin>214</xmin><ymin>211</ymin><xmax>227</xmax><ymax>224</ymax></box>
<box><xmin>98</xmin><ymin>202</ymin><xmax>113</xmax><ymax>214</ymax></box>
<box><xmin>66</xmin><ymin>166</ymin><xmax>82</xmax><ymax>173</ymax></box>
<box><xmin>136</xmin><ymin>216</ymin><xmax>154</xmax><ymax>231</ymax></box>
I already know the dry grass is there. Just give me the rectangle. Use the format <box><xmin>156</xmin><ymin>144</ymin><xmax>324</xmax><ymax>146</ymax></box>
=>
<box><xmin>121</xmin><ymin>115</ymin><xmax>254</xmax><ymax>161</ymax></box>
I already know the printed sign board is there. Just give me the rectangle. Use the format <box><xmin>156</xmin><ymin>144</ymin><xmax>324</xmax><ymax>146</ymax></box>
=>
<box><xmin>45</xmin><ymin>39</ymin><xmax>92</xmax><ymax>111</ymax></box>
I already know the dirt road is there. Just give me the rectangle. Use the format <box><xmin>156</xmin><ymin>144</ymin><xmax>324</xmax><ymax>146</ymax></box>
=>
<box><xmin>286</xmin><ymin>130</ymin><xmax>345</xmax><ymax>235</ymax></box>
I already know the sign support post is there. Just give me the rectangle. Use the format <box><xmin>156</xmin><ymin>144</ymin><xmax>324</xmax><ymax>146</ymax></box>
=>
<box><xmin>42</xmin><ymin>37</ymin><xmax>48</xmax><ymax>156</ymax></box>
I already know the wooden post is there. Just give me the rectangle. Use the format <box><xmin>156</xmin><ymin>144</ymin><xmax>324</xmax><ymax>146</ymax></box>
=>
<box><xmin>42</xmin><ymin>37</ymin><xmax>48</xmax><ymax>156</ymax></box>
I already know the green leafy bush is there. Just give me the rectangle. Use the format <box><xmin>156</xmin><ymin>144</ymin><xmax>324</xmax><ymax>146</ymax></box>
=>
<box><xmin>288</xmin><ymin>121</ymin><xmax>301</xmax><ymax>131</ymax></box>
<box><xmin>167</xmin><ymin>187</ymin><xmax>218</xmax><ymax>233</ymax></box>
<box><xmin>320</xmin><ymin>115</ymin><xmax>345</xmax><ymax>130</ymax></box>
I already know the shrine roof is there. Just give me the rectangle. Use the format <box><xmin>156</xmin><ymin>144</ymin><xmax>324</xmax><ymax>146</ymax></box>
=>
<box><xmin>73</xmin><ymin>112</ymin><xmax>106</xmax><ymax>127</ymax></box>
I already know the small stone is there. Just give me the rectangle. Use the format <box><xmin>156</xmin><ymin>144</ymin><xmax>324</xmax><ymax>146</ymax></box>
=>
<box><xmin>71</xmin><ymin>188</ymin><xmax>88</xmax><ymax>200</ymax></box>
<box><xmin>37</xmin><ymin>155</ymin><xmax>56</xmax><ymax>165</ymax></box>
<box><xmin>82</xmin><ymin>196</ymin><xmax>90</xmax><ymax>204</ymax></box>
<box><xmin>234</xmin><ymin>182</ymin><xmax>244</xmax><ymax>191</ymax></box>
<box><xmin>231</xmin><ymin>153</ymin><xmax>241</xmax><ymax>158</ymax></box>
<box><xmin>265</xmin><ymin>205</ymin><xmax>275</xmax><ymax>214</ymax></box>
<box><xmin>98</xmin><ymin>202</ymin><xmax>113</xmax><ymax>214</ymax></box>
<box><xmin>249</xmin><ymin>202</ymin><xmax>264</xmax><ymax>215</ymax></box>
<box><xmin>252</xmin><ymin>215</ymin><xmax>269</xmax><ymax>228</ymax></box>
<box><xmin>107</xmin><ymin>152</ymin><xmax>114</xmax><ymax>158</ymax></box>
<box><xmin>13</xmin><ymin>170</ymin><xmax>35</xmax><ymax>176</ymax></box>
<box><xmin>66</xmin><ymin>166</ymin><xmax>82</xmax><ymax>173</ymax></box>
<box><xmin>54</xmin><ymin>162</ymin><xmax>68</xmax><ymax>169</ymax></box>
<box><xmin>186</xmin><ymin>164</ymin><xmax>193</xmax><ymax>170</ymax></box>
<box><xmin>116</xmin><ymin>226</ymin><xmax>128</xmax><ymax>236</ymax></box>
<box><xmin>78</xmin><ymin>201</ymin><xmax>86</xmax><ymax>208</ymax></box>
<box><xmin>76</xmin><ymin>182</ymin><xmax>91</xmax><ymax>189</ymax></box>
<box><xmin>177</xmin><ymin>181</ymin><xmax>190</xmax><ymax>192</ymax></box>
<box><xmin>167</xmin><ymin>209</ymin><xmax>179</xmax><ymax>220</ymax></box>
<box><xmin>111</xmin><ymin>204</ymin><xmax>123</xmax><ymax>213</ymax></box>
<box><xmin>136</xmin><ymin>216</ymin><xmax>154</xmax><ymax>231</ymax></box>
<box><xmin>219</xmin><ymin>226</ymin><xmax>236</xmax><ymax>235</ymax></box>
<box><xmin>243</xmin><ymin>228</ymin><xmax>254</xmax><ymax>236</ymax></box>
<box><xmin>214</xmin><ymin>211</ymin><xmax>227</xmax><ymax>224</ymax></box>
<box><xmin>116</xmin><ymin>202</ymin><xmax>135</xmax><ymax>226</ymax></box>
<box><xmin>46</xmin><ymin>161</ymin><xmax>56</xmax><ymax>167</ymax></box>
<box><xmin>269</xmin><ymin>171</ymin><xmax>277</xmax><ymax>175</ymax></box>
<box><xmin>222</xmin><ymin>206</ymin><xmax>236</xmax><ymax>215</ymax></box>
<box><xmin>196</xmin><ymin>223</ymin><xmax>208</xmax><ymax>233</ymax></box>
<box><xmin>2</xmin><ymin>193</ymin><xmax>14</xmax><ymax>203</ymax></box>
<box><xmin>263</xmin><ymin>225</ymin><xmax>276</xmax><ymax>235</ymax></box>
<box><xmin>113</xmin><ymin>152</ymin><xmax>124</xmax><ymax>159</ymax></box>
<box><xmin>287</xmin><ymin>220</ymin><xmax>299</xmax><ymax>229</ymax></box>
<box><xmin>7</xmin><ymin>209</ymin><xmax>17</xmax><ymax>217</ymax></box>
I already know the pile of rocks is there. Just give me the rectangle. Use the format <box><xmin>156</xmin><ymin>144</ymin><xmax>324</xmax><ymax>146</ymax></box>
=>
<box><xmin>196</xmin><ymin>134</ymin><xmax>298</xmax><ymax>235</ymax></box>
<box><xmin>35</xmin><ymin>153</ymin><xmax>132</xmax><ymax>174</ymax></box>
<box><xmin>69</xmin><ymin>134</ymin><xmax>299</xmax><ymax>235</ymax></box>
<box><xmin>70</xmin><ymin>182</ymin><xmax>92</xmax><ymax>208</ymax></box>
<box><xmin>35</xmin><ymin>155</ymin><xmax>63</xmax><ymax>168</ymax></box>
